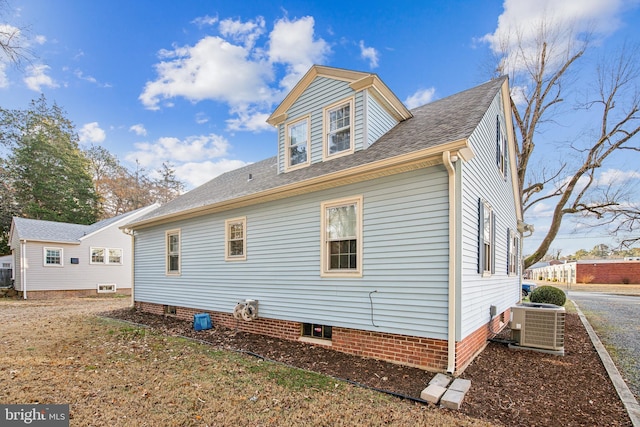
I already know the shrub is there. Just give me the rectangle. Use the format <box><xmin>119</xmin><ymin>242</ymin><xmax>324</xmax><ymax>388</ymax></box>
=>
<box><xmin>530</xmin><ymin>285</ymin><xmax>567</xmax><ymax>306</ymax></box>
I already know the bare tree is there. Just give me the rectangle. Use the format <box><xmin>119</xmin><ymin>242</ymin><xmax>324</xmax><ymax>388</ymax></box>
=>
<box><xmin>492</xmin><ymin>19</ymin><xmax>640</xmax><ymax>268</ymax></box>
<box><xmin>0</xmin><ymin>0</ymin><xmax>32</xmax><ymax>67</ymax></box>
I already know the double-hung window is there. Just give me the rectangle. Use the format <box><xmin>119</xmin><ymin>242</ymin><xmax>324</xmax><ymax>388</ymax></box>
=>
<box><xmin>166</xmin><ymin>229</ymin><xmax>181</xmax><ymax>275</ymax></box>
<box><xmin>479</xmin><ymin>200</ymin><xmax>495</xmax><ymax>276</ymax></box>
<box><xmin>225</xmin><ymin>217</ymin><xmax>247</xmax><ymax>261</ymax></box>
<box><xmin>324</xmin><ymin>99</ymin><xmax>354</xmax><ymax>158</ymax></box>
<box><xmin>508</xmin><ymin>229</ymin><xmax>519</xmax><ymax>276</ymax></box>
<box><xmin>321</xmin><ymin>196</ymin><xmax>362</xmax><ymax>277</ymax></box>
<box><xmin>44</xmin><ymin>247</ymin><xmax>63</xmax><ymax>267</ymax></box>
<box><xmin>285</xmin><ymin>116</ymin><xmax>310</xmax><ymax>170</ymax></box>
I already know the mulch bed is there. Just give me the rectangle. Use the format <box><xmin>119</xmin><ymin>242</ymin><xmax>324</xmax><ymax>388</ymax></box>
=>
<box><xmin>103</xmin><ymin>308</ymin><xmax>632</xmax><ymax>426</ymax></box>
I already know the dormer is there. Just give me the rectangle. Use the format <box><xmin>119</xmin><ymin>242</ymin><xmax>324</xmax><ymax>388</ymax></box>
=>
<box><xmin>267</xmin><ymin>65</ymin><xmax>412</xmax><ymax>174</ymax></box>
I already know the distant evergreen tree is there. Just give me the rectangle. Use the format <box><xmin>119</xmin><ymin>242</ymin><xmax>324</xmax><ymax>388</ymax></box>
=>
<box><xmin>0</xmin><ymin>96</ymin><xmax>99</xmax><ymax>253</ymax></box>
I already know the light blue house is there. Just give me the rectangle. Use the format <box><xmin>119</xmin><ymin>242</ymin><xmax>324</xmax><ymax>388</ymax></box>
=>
<box><xmin>125</xmin><ymin>66</ymin><xmax>523</xmax><ymax>374</ymax></box>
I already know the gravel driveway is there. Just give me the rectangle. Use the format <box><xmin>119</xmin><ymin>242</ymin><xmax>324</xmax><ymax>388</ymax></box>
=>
<box><xmin>569</xmin><ymin>291</ymin><xmax>640</xmax><ymax>401</ymax></box>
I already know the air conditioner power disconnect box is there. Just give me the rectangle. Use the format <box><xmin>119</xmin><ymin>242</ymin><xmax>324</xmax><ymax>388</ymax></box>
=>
<box><xmin>193</xmin><ymin>313</ymin><xmax>212</xmax><ymax>331</ymax></box>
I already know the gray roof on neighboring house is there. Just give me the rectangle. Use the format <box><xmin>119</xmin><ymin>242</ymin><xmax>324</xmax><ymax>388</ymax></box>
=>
<box><xmin>129</xmin><ymin>76</ymin><xmax>508</xmax><ymax>227</ymax></box>
<box><xmin>12</xmin><ymin>205</ymin><xmax>157</xmax><ymax>243</ymax></box>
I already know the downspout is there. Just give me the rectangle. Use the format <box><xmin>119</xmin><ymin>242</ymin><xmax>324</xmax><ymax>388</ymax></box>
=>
<box><xmin>443</xmin><ymin>151</ymin><xmax>457</xmax><ymax>374</ymax></box>
<box><xmin>20</xmin><ymin>239</ymin><xmax>27</xmax><ymax>300</ymax></box>
<box><xmin>123</xmin><ymin>228</ymin><xmax>135</xmax><ymax>308</ymax></box>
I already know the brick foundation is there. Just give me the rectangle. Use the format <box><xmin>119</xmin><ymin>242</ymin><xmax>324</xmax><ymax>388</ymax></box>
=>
<box><xmin>135</xmin><ymin>301</ymin><xmax>508</xmax><ymax>373</ymax></box>
<box><xmin>18</xmin><ymin>288</ymin><xmax>131</xmax><ymax>300</ymax></box>
<box><xmin>456</xmin><ymin>307</ymin><xmax>510</xmax><ymax>373</ymax></box>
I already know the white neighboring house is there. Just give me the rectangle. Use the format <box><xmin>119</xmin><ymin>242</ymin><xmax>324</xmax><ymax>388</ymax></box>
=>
<box><xmin>9</xmin><ymin>204</ymin><xmax>158</xmax><ymax>299</ymax></box>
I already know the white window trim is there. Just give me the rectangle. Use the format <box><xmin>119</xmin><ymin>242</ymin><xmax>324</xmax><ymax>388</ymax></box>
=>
<box><xmin>90</xmin><ymin>247</ymin><xmax>105</xmax><ymax>265</ymax></box>
<box><xmin>108</xmin><ymin>248</ymin><xmax>123</xmax><ymax>265</ymax></box>
<box><xmin>43</xmin><ymin>247</ymin><xmax>63</xmax><ymax>267</ymax></box>
<box><xmin>322</xmin><ymin>97</ymin><xmax>355</xmax><ymax>161</ymax></box>
<box><xmin>166</xmin><ymin>229</ymin><xmax>181</xmax><ymax>276</ymax></box>
<box><xmin>320</xmin><ymin>195</ymin><xmax>363</xmax><ymax>278</ymax></box>
<box><xmin>284</xmin><ymin>115</ymin><xmax>311</xmax><ymax>172</ymax></box>
<box><xmin>480</xmin><ymin>201</ymin><xmax>495</xmax><ymax>277</ymax></box>
<box><xmin>225</xmin><ymin>217</ymin><xmax>247</xmax><ymax>261</ymax></box>
<box><xmin>97</xmin><ymin>283</ymin><xmax>117</xmax><ymax>293</ymax></box>
<box><xmin>90</xmin><ymin>247</ymin><xmax>123</xmax><ymax>265</ymax></box>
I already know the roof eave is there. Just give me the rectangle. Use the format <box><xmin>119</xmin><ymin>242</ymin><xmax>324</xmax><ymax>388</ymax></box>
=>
<box><xmin>126</xmin><ymin>139</ymin><xmax>470</xmax><ymax>230</ymax></box>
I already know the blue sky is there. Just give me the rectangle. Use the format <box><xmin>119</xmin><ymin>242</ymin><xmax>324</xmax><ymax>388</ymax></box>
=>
<box><xmin>2</xmin><ymin>0</ymin><xmax>639</xmax><ymax>256</ymax></box>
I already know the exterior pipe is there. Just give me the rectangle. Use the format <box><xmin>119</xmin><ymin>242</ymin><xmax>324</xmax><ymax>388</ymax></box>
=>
<box><xmin>443</xmin><ymin>151</ymin><xmax>457</xmax><ymax>374</ymax></box>
<box><xmin>20</xmin><ymin>239</ymin><xmax>27</xmax><ymax>300</ymax></box>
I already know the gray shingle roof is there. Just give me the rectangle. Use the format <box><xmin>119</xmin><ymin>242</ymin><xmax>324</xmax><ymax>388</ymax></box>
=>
<box><xmin>129</xmin><ymin>76</ymin><xmax>507</xmax><ymax>227</ymax></box>
<box><xmin>12</xmin><ymin>205</ymin><xmax>156</xmax><ymax>243</ymax></box>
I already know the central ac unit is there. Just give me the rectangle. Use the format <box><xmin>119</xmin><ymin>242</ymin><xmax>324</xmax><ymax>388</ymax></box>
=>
<box><xmin>509</xmin><ymin>303</ymin><xmax>565</xmax><ymax>355</ymax></box>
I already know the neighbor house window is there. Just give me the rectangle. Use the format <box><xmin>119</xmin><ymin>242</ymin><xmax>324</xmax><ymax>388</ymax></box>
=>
<box><xmin>302</xmin><ymin>323</ymin><xmax>332</xmax><ymax>340</ymax></box>
<box><xmin>496</xmin><ymin>116</ymin><xmax>507</xmax><ymax>178</ymax></box>
<box><xmin>166</xmin><ymin>229</ymin><xmax>181</xmax><ymax>275</ymax></box>
<box><xmin>91</xmin><ymin>247</ymin><xmax>122</xmax><ymax>265</ymax></box>
<box><xmin>285</xmin><ymin>116</ymin><xmax>310</xmax><ymax>170</ymax></box>
<box><xmin>225</xmin><ymin>217</ymin><xmax>247</xmax><ymax>261</ymax></box>
<box><xmin>91</xmin><ymin>247</ymin><xmax>105</xmax><ymax>264</ymax></box>
<box><xmin>44</xmin><ymin>247</ymin><xmax>63</xmax><ymax>267</ymax></box>
<box><xmin>478</xmin><ymin>200</ymin><xmax>495</xmax><ymax>276</ymax></box>
<box><xmin>108</xmin><ymin>248</ymin><xmax>122</xmax><ymax>265</ymax></box>
<box><xmin>324</xmin><ymin>99</ymin><xmax>354</xmax><ymax>159</ymax></box>
<box><xmin>508</xmin><ymin>230</ymin><xmax>520</xmax><ymax>276</ymax></box>
<box><xmin>321</xmin><ymin>196</ymin><xmax>363</xmax><ymax>277</ymax></box>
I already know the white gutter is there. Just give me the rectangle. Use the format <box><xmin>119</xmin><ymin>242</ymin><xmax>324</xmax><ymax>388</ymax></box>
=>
<box><xmin>443</xmin><ymin>151</ymin><xmax>457</xmax><ymax>374</ymax></box>
<box><xmin>20</xmin><ymin>239</ymin><xmax>27</xmax><ymax>300</ymax></box>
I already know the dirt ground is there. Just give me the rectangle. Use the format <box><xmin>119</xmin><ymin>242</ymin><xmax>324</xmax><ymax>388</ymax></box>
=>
<box><xmin>2</xmin><ymin>285</ymin><xmax>636</xmax><ymax>426</ymax></box>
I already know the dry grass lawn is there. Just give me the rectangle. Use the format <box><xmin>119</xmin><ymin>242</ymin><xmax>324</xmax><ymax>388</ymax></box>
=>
<box><xmin>0</xmin><ymin>297</ymin><xmax>491</xmax><ymax>427</ymax></box>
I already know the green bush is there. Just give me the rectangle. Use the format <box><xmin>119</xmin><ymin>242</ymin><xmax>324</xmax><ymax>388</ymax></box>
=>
<box><xmin>530</xmin><ymin>285</ymin><xmax>566</xmax><ymax>306</ymax></box>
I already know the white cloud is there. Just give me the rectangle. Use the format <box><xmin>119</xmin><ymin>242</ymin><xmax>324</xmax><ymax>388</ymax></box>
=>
<box><xmin>268</xmin><ymin>16</ymin><xmax>331</xmax><ymax>91</ymax></box>
<box><xmin>195</xmin><ymin>112</ymin><xmax>209</xmax><ymax>124</ymax></box>
<box><xmin>34</xmin><ymin>35</ymin><xmax>46</xmax><ymax>45</ymax></box>
<box><xmin>226</xmin><ymin>105</ymin><xmax>272</xmax><ymax>132</ymax></box>
<box><xmin>139</xmin><ymin>35</ymin><xmax>274</xmax><ymax>110</ymax></box>
<box><xmin>596</xmin><ymin>169</ymin><xmax>640</xmax><ymax>186</ymax></box>
<box><xmin>140</xmin><ymin>15</ymin><xmax>330</xmax><ymax>134</ymax></box>
<box><xmin>404</xmin><ymin>87</ymin><xmax>436</xmax><ymax>109</ymax></box>
<box><xmin>219</xmin><ymin>16</ymin><xmax>265</xmax><ymax>48</ymax></box>
<box><xmin>129</xmin><ymin>124</ymin><xmax>147</xmax><ymax>136</ymax></box>
<box><xmin>175</xmin><ymin>159</ymin><xmax>250</xmax><ymax>188</ymax></box>
<box><xmin>78</xmin><ymin>122</ymin><xmax>106</xmax><ymax>144</ymax></box>
<box><xmin>481</xmin><ymin>0</ymin><xmax>627</xmax><ymax>74</ymax></box>
<box><xmin>359</xmin><ymin>40</ymin><xmax>379</xmax><ymax>68</ymax></box>
<box><xmin>23</xmin><ymin>64</ymin><xmax>58</xmax><ymax>91</ymax></box>
<box><xmin>0</xmin><ymin>63</ymin><xmax>8</xmax><ymax>88</ymax></box>
<box><xmin>192</xmin><ymin>15</ymin><xmax>218</xmax><ymax>27</ymax></box>
<box><xmin>125</xmin><ymin>134</ymin><xmax>231</xmax><ymax>169</ymax></box>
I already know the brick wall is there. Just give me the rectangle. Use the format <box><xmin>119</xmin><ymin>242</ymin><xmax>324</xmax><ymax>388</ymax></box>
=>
<box><xmin>135</xmin><ymin>301</ymin><xmax>506</xmax><ymax>373</ymax></box>
<box><xmin>18</xmin><ymin>288</ymin><xmax>131</xmax><ymax>300</ymax></box>
<box><xmin>456</xmin><ymin>308</ymin><xmax>510</xmax><ymax>372</ymax></box>
<box><xmin>577</xmin><ymin>262</ymin><xmax>640</xmax><ymax>284</ymax></box>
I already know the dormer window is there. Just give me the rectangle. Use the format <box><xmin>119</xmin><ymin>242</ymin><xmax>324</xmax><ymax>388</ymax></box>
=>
<box><xmin>285</xmin><ymin>116</ymin><xmax>310</xmax><ymax>170</ymax></box>
<box><xmin>324</xmin><ymin>98</ymin><xmax>354</xmax><ymax>159</ymax></box>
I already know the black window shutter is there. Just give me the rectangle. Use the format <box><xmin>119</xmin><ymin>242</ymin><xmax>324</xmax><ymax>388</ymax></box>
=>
<box><xmin>478</xmin><ymin>199</ymin><xmax>484</xmax><ymax>274</ymax></box>
<box><xmin>507</xmin><ymin>229</ymin><xmax>511</xmax><ymax>274</ymax></box>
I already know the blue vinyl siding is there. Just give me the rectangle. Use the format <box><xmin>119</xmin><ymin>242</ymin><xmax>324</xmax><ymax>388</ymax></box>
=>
<box><xmin>134</xmin><ymin>167</ymin><xmax>451</xmax><ymax>339</ymax></box>
<box><xmin>365</xmin><ymin>91</ymin><xmax>398</xmax><ymax>147</ymax></box>
<box><xmin>458</xmin><ymin>91</ymin><xmax>520</xmax><ymax>340</ymax></box>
